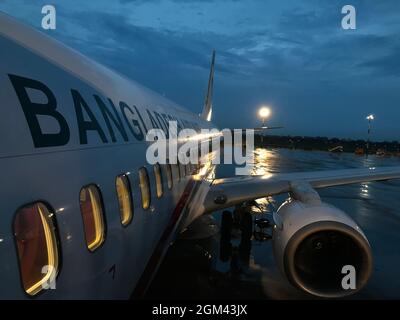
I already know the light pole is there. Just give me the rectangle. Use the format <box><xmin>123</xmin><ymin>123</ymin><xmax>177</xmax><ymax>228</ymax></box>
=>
<box><xmin>258</xmin><ymin>106</ymin><xmax>271</xmax><ymax>144</ymax></box>
<box><xmin>366</xmin><ymin>114</ymin><xmax>374</xmax><ymax>156</ymax></box>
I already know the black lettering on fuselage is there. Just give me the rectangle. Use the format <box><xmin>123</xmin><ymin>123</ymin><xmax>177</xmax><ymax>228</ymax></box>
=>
<box><xmin>146</xmin><ymin>109</ymin><xmax>160</xmax><ymax>130</ymax></box>
<box><xmin>133</xmin><ymin>105</ymin><xmax>148</xmax><ymax>134</ymax></box>
<box><xmin>154</xmin><ymin>111</ymin><xmax>169</xmax><ymax>138</ymax></box>
<box><xmin>179</xmin><ymin>118</ymin><xmax>187</xmax><ymax>129</ymax></box>
<box><xmin>94</xmin><ymin>95</ymin><xmax>129</xmax><ymax>142</ymax></box>
<box><xmin>162</xmin><ymin>113</ymin><xmax>171</xmax><ymax>131</ymax></box>
<box><xmin>71</xmin><ymin>89</ymin><xmax>108</xmax><ymax>144</ymax></box>
<box><xmin>173</xmin><ymin>116</ymin><xmax>183</xmax><ymax>131</ymax></box>
<box><xmin>8</xmin><ymin>74</ymin><xmax>70</xmax><ymax>148</ymax></box>
<box><xmin>119</xmin><ymin>101</ymin><xmax>144</xmax><ymax>141</ymax></box>
<box><xmin>8</xmin><ymin>74</ymin><xmax>202</xmax><ymax>148</ymax></box>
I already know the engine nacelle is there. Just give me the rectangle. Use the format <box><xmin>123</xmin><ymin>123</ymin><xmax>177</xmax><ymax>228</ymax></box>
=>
<box><xmin>272</xmin><ymin>199</ymin><xmax>373</xmax><ymax>298</ymax></box>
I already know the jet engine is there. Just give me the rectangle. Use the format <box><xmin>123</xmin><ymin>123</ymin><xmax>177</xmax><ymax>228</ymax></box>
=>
<box><xmin>272</xmin><ymin>182</ymin><xmax>373</xmax><ymax>298</ymax></box>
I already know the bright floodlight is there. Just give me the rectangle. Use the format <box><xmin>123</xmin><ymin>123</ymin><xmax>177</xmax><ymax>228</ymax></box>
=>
<box><xmin>366</xmin><ymin>114</ymin><xmax>374</xmax><ymax>120</ymax></box>
<box><xmin>259</xmin><ymin>107</ymin><xmax>271</xmax><ymax>119</ymax></box>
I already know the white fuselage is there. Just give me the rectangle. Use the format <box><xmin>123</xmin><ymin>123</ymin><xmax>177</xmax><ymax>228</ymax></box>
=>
<box><xmin>0</xmin><ymin>13</ymin><xmax>215</xmax><ymax>299</ymax></box>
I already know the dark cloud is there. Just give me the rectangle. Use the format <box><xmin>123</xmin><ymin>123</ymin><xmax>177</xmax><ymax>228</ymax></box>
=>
<box><xmin>280</xmin><ymin>8</ymin><xmax>336</xmax><ymax>31</ymax></box>
<box><xmin>359</xmin><ymin>47</ymin><xmax>400</xmax><ymax>77</ymax></box>
<box><xmin>119</xmin><ymin>0</ymin><xmax>225</xmax><ymax>3</ymax></box>
<box><xmin>1</xmin><ymin>0</ymin><xmax>400</xmax><ymax>140</ymax></box>
<box><xmin>58</xmin><ymin>9</ymin><xmax>258</xmax><ymax>76</ymax></box>
<box><xmin>44</xmin><ymin>3</ymin><xmax>400</xmax><ymax>139</ymax></box>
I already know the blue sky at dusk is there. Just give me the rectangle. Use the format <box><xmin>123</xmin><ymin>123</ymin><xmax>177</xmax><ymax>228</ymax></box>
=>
<box><xmin>1</xmin><ymin>0</ymin><xmax>400</xmax><ymax>141</ymax></box>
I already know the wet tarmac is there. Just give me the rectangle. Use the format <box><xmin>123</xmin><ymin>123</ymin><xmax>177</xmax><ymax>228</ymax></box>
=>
<box><xmin>146</xmin><ymin>148</ymin><xmax>400</xmax><ymax>300</ymax></box>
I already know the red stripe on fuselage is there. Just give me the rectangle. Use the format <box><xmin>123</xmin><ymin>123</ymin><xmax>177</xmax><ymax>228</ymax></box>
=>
<box><xmin>132</xmin><ymin>179</ymin><xmax>196</xmax><ymax>297</ymax></box>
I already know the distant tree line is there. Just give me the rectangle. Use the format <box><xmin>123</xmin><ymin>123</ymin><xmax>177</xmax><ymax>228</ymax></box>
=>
<box><xmin>254</xmin><ymin>134</ymin><xmax>400</xmax><ymax>154</ymax></box>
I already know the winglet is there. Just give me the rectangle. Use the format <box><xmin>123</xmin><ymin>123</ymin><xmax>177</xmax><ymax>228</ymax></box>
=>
<box><xmin>201</xmin><ymin>50</ymin><xmax>215</xmax><ymax>121</ymax></box>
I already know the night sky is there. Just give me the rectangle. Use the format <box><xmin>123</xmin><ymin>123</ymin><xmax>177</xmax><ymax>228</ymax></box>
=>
<box><xmin>1</xmin><ymin>0</ymin><xmax>400</xmax><ymax>141</ymax></box>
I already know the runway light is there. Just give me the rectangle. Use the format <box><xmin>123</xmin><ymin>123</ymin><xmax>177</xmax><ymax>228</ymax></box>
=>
<box><xmin>259</xmin><ymin>107</ymin><xmax>271</xmax><ymax>119</ymax></box>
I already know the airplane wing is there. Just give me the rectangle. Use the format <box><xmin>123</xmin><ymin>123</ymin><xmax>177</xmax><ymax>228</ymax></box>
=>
<box><xmin>203</xmin><ymin>166</ymin><xmax>400</xmax><ymax>213</ymax></box>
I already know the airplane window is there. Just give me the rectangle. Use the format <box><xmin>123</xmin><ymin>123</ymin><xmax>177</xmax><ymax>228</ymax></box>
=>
<box><xmin>80</xmin><ymin>185</ymin><xmax>106</xmax><ymax>251</ymax></box>
<box><xmin>165</xmin><ymin>164</ymin><xmax>173</xmax><ymax>190</ymax></box>
<box><xmin>154</xmin><ymin>163</ymin><xmax>163</xmax><ymax>198</ymax></box>
<box><xmin>116</xmin><ymin>174</ymin><xmax>133</xmax><ymax>226</ymax></box>
<box><xmin>139</xmin><ymin>167</ymin><xmax>151</xmax><ymax>209</ymax></box>
<box><xmin>14</xmin><ymin>202</ymin><xmax>60</xmax><ymax>296</ymax></box>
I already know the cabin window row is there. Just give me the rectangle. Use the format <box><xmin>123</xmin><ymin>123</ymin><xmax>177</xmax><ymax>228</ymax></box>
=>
<box><xmin>13</xmin><ymin>162</ymin><xmax>197</xmax><ymax>297</ymax></box>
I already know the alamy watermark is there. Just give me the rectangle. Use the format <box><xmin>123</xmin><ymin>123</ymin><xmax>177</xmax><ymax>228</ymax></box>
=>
<box><xmin>342</xmin><ymin>5</ymin><xmax>356</xmax><ymax>30</ymax></box>
<box><xmin>41</xmin><ymin>5</ymin><xmax>56</xmax><ymax>30</ymax></box>
<box><xmin>341</xmin><ymin>265</ymin><xmax>356</xmax><ymax>290</ymax></box>
<box><xmin>41</xmin><ymin>265</ymin><xmax>57</xmax><ymax>290</ymax></box>
<box><xmin>145</xmin><ymin>121</ymin><xmax>255</xmax><ymax>175</ymax></box>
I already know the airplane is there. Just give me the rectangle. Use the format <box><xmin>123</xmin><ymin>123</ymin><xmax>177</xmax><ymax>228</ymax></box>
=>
<box><xmin>1</xmin><ymin>11</ymin><xmax>400</xmax><ymax>299</ymax></box>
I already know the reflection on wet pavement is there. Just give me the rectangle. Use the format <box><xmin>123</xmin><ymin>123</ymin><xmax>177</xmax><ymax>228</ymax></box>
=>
<box><xmin>146</xmin><ymin>148</ymin><xmax>400</xmax><ymax>300</ymax></box>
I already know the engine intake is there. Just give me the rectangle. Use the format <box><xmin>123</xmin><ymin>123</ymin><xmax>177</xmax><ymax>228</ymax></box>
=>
<box><xmin>272</xmin><ymin>199</ymin><xmax>373</xmax><ymax>298</ymax></box>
